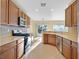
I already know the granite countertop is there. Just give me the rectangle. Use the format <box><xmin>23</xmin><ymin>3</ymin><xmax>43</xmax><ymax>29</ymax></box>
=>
<box><xmin>0</xmin><ymin>36</ymin><xmax>24</xmax><ymax>46</ymax></box>
<box><xmin>43</xmin><ymin>31</ymin><xmax>77</xmax><ymax>42</ymax></box>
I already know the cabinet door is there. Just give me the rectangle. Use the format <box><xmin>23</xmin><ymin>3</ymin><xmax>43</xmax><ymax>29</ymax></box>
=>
<box><xmin>0</xmin><ymin>46</ymin><xmax>16</xmax><ymax>59</ymax></box>
<box><xmin>17</xmin><ymin>41</ymin><xmax>24</xmax><ymax>59</ymax></box>
<box><xmin>43</xmin><ymin>34</ymin><xmax>48</xmax><ymax>44</ymax></box>
<box><xmin>63</xmin><ymin>39</ymin><xmax>71</xmax><ymax>59</ymax></box>
<box><xmin>65</xmin><ymin>5</ymin><xmax>72</xmax><ymax>27</ymax></box>
<box><xmin>9</xmin><ymin>0</ymin><xmax>19</xmax><ymax>25</ymax></box>
<box><xmin>72</xmin><ymin>42</ymin><xmax>78</xmax><ymax>59</ymax></box>
<box><xmin>71</xmin><ymin>1</ymin><xmax>77</xmax><ymax>26</ymax></box>
<box><xmin>27</xmin><ymin>16</ymin><xmax>30</xmax><ymax>27</ymax></box>
<box><xmin>48</xmin><ymin>34</ymin><xmax>56</xmax><ymax>46</ymax></box>
<box><xmin>1</xmin><ymin>0</ymin><xmax>8</xmax><ymax>24</ymax></box>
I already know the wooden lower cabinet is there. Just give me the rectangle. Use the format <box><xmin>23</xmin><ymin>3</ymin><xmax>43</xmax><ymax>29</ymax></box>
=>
<box><xmin>63</xmin><ymin>39</ymin><xmax>71</xmax><ymax>59</ymax></box>
<box><xmin>0</xmin><ymin>46</ymin><xmax>16</xmax><ymax>59</ymax></box>
<box><xmin>48</xmin><ymin>34</ymin><xmax>56</xmax><ymax>46</ymax></box>
<box><xmin>43</xmin><ymin>34</ymin><xmax>48</xmax><ymax>44</ymax></box>
<box><xmin>0</xmin><ymin>41</ymin><xmax>16</xmax><ymax>59</ymax></box>
<box><xmin>16</xmin><ymin>39</ymin><xmax>24</xmax><ymax>59</ymax></box>
<box><xmin>71</xmin><ymin>42</ymin><xmax>78</xmax><ymax>59</ymax></box>
<box><xmin>17</xmin><ymin>41</ymin><xmax>24</xmax><ymax>59</ymax></box>
<box><xmin>0</xmin><ymin>38</ymin><xmax>24</xmax><ymax>59</ymax></box>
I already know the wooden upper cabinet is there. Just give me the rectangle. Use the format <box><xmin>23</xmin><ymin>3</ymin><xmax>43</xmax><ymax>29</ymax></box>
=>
<box><xmin>1</xmin><ymin>0</ymin><xmax>9</xmax><ymax>24</ymax></box>
<box><xmin>71</xmin><ymin>1</ymin><xmax>77</xmax><ymax>26</ymax></box>
<box><xmin>71</xmin><ymin>42</ymin><xmax>78</xmax><ymax>59</ymax></box>
<box><xmin>27</xmin><ymin>16</ymin><xmax>30</xmax><ymax>27</ymax></box>
<box><xmin>65</xmin><ymin>1</ymin><xmax>77</xmax><ymax>27</ymax></box>
<box><xmin>25</xmin><ymin>15</ymin><xmax>30</xmax><ymax>27</ymax></box>
<box><xmin>65</xmin><ymin>5</ymin><xmax>72</xmax><ymax>27</ymax></box>
<box><xmin>9</xmin><ymin>0</ymin><xmax>19</xmax><ymax>25</ymax></box>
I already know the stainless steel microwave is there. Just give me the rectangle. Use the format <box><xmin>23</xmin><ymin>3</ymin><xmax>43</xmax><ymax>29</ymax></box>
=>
<box><xmin>18</xmin><ymin>17</ymin><xmax>26</xmax><ymax>27</ymax></box>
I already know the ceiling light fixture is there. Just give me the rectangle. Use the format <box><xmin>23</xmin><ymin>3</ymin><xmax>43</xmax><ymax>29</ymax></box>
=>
<box><xmin>41</xmin><ymin>2</ymin><xmax>46</xmax><ymax>7</ymax></box>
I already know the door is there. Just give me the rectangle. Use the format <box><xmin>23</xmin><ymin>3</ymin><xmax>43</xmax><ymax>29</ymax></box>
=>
<box><xmin>9</xmin><ymin>0</ymin><xmax>19</xmax><ymax>25</ymax></box>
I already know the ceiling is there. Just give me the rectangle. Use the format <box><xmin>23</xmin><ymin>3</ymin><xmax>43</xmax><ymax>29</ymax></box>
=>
<box><xmin>12</xmin><ymin>0</ymin><xmax>72</xmax><ymax>21</ymax></box>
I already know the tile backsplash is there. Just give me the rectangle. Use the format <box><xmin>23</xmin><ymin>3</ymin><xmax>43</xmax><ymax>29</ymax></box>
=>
<box><xmin>0</xmin><ymin>25</ymin><xmax>29</xmax><ymax>38</ymax></box>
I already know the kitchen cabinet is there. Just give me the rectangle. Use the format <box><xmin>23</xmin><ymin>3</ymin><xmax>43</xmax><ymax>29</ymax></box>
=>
<box><xmin>63</xmin><ymin>38</ymin><xmax>71</xmax><ymax>59</ymax></box>
<box><xmin>56</xmin><ymin>36</ymin><xmax>63</xmax><ymax>53</ymax></box>
<box><xmin>71</xmin><ymin>1</ymin><xmax>77</xmax><ymax>27</ymax></box>
<box><xmin>48</xmin><ymin>34</ymin><xmax>56</xmax><ymax>46</ymax></box>
<box><xmin>65</xmin><ymin>5</ymin><xmax>72</xmax><ymax>27</ymax></box>
<box><xmin>27</xmin><ymin>16</ymin><xmax>30</xmax><ymax>26</ymax></box>
<box><xmin>43</xmin><ymin>34</ymin><xmax>48</xmax><ymax>44</ymax></box>
<box><xmin>65</xmin><ymin>1</ymin><xmax>77</xmax><ymax>27</ymax></box>
<box><xmin>16</xmin><ymin>39</ymin><xmax>24</xmax><ymax>59</ymax></box>
<box><xmin>1</xmin><ymin>0</ymin><xmax>9</xmax><ymax>24</ymax></box>
<box><xmin>1</xmin><ymin>46</ymin><xmax>16</xmax><ymax>59</ymax></box>
<box><xmin>9</xmin><ymin>0</ymin><xmax>19</xmax><ymax>25</ymax></box>
<box><xmin>71</xmin><ymin>41</ymin><xmax>78</xmax><ymax>59</ymax></box>
<box><xmin>0</xmin><ymin>41</ymin><xmax>16</xmax><ymax>59</ymax></box>
<box><xmin>25</xmin><ymin>15</ymin><xmax>30</xmax><ymax>27</ymax></box>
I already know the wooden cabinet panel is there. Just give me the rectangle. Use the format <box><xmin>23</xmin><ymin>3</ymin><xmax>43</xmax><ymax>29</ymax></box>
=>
<box><xmin>63</xmin><ymin>44</ymin><xmax>71</xmax><ymax>59</ymax></box>
<box><xmin>43</xmin><ymin>34</ymin><xmax>48</xmax><ymax>44</ymax></box>
<box><xmin>17</xmin><ymin>42</ymin><xmax>24</xmax><ymax>59</ymax></box>
<box><xmin>1</xmin><ymin>0</ymin><xmax>9</xmax><ymax>24</ymax></box>
<box><xmin>0</xmin><ymin>41</ymin><xmax>16</xmax><ymax>59</ymax></box>
<box><xmin>27</xmin><ymin>16</ymin><xmax>30</xmax><ymax>26</ymax></box>
<box><xmin>0</xmin><ymin>41</ymin><xmax>16</xmax><ymax>54</ymax></box>
<box><xmin>48</xmin><ymin>34</ymin><xmax>56</xmax><ymax>46</ymax></box>
<box><xmin>63</xmin><ymin>38</ymin><xmax>71</xmax><ymax>59</ymax></box>
<box><xmin>65</xmin><ymin>5</ymin><xmax>72</xmax><ymax>27</ymax></box>
<box><xmin>25</xmin><ymin>16</ymin><xmax>30</xmax><ymax>27</ymax></box>
<box><xmin>17</xmin><ymin>40</ymin><xmax>24</xmax><ymax>59</ymax></box>
<box><xmin>0</xmin><ymin>46</ymin><xmax>16</xmax><ymax>59</ymax></box>
<box><xmin>71</xmin><ymin>1</ymin><xmax>77</xmax><ymax>26</ymax></box>
<box><xmin>72</xmin><ymin>42</ymin><xmax>78</xmax><ymax>59</ymax></box>
<box><xmin>9</xmin><ymin>0</ymin><xmax>19</xmax><ymax>25</ymax></box>
<box><xmin>65</xmin><ymin>1</ymin><xmax>77</xmax><ymax>27</ymax></box>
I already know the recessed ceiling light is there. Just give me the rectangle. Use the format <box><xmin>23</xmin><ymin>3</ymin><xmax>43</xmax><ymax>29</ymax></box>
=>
<box><xmin>50</xmin><ymin>9</ymin><xmax>54</xmax><ymax>12</ymax></box>
<box><xmin>35</xmin><ymin>9</ymin><xmax>39</xmax><ymax>12</ymax></box>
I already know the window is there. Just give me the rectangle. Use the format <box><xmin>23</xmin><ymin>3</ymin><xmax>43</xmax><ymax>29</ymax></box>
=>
<box><xmin>37</xmin><ymin>24</ymin><xmax>47</xmax><ymax>36</ymax></box>
<box><xmin>53</xmin><ymin>25</ymin><xmax>68</xmax><ymax>32</ymax></box>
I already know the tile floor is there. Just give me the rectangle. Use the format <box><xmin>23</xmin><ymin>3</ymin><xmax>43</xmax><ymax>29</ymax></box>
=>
<box><xmin>22</xmin><ymin>44</ymin><xmax>65</xmax><ymax>59</ymax></box>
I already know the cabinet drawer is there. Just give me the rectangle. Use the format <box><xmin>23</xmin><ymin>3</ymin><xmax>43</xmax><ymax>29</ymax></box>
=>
<box><xmin>0</xmin><ymin>41</ymin><xmax>16</xmax><ymax>54</ymax></box>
